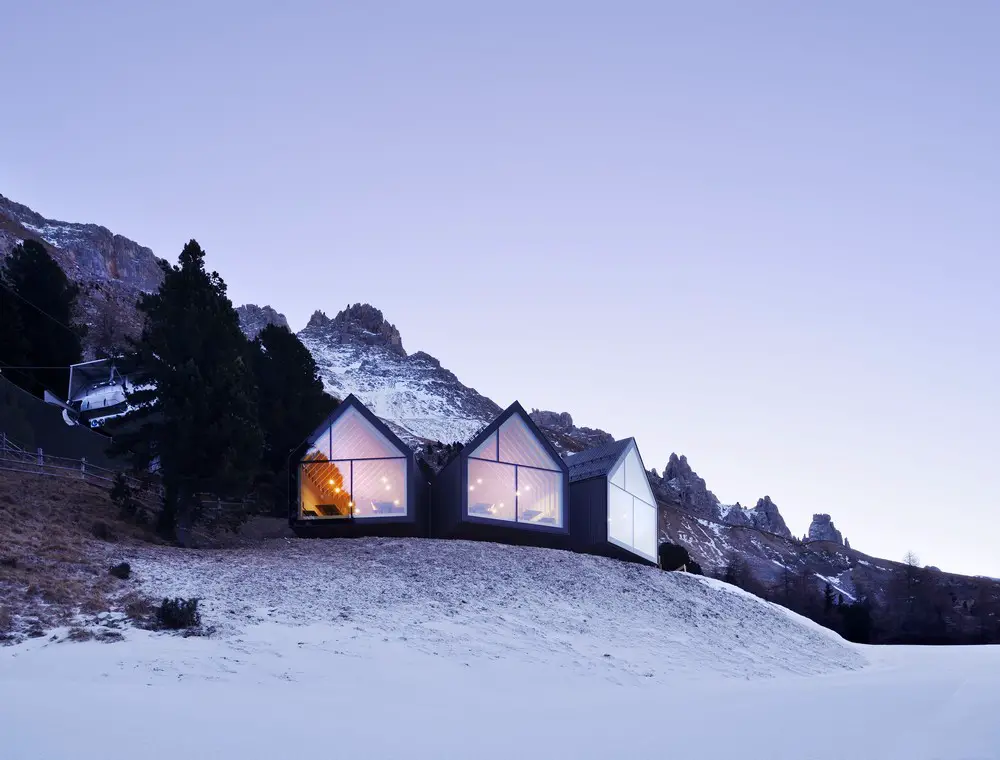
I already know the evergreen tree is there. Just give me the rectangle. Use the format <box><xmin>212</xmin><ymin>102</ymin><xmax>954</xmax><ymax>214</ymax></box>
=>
<box><xmin>824</xmin><ymin>583</ymin><xmax>835</xmax><ymax>613</ymax></box>
<box><xmin>0</xmin><ymin>274</ymin><xmax>30</xmax><ymax>380</ymax></box>
<box><xmin>117</xmin><ymin>240</ymin><xmax>261</xmax><ymax>542</ymax></box>
<box><xmin>250</xmin><ymin>323</ymin><xmax>337</xmax><ymax>512</ymax></box>
<box><xmin>0</xmin><ymin>240</ymin><xmax>83</xmax><ymax>396</ymax></box>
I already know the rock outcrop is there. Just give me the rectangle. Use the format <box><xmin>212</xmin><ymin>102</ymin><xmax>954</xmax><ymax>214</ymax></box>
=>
<box><xmin>529</xmin><ymin>410</ymin><xmax>614</xmax><ymax>454</ymax></box>
<box><xmin>747</xmin><ymin>496</ymin><xmax>792</xmax><ymax>539</ymax></box>
<box><xmin>236</xmin><ymin>304</ymin><xmax>289</xmax><ymax>339</ymax></box>
<box><xmin>807</xmin><ymin>514</ymin><xmax>844</xmax><ymax>545</ymax></box>
<box><xmin>307</xmin><ymin>304</ymin><xmax>405</xmax><ymax>356</ymax></box>
<box><xmin>657</xmin><ymin>453</ymin><xmax>721</xmax><ymax>519</ymax></box>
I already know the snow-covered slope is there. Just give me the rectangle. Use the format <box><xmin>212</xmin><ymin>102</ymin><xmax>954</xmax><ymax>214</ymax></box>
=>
<box><xmin>297</xmin><ymin>305</ymin><xmax>501</xmax><ymax>445</ymax></box>
<box><xmin>4</xmin><ymin>539</ymin><xmax>1000</xmax><ymax>760</ymax></box>
<box><xmin>121</xmin><ymin>537</ymin><xmax>863</xmax><ymax>679</ymax></box>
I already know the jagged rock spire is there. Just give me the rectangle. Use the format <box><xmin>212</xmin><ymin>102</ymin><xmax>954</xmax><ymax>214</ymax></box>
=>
<box><xmin>807</xmin><ymin>513</ymin><xmax>844</xmax><ymax>545</ymax></box>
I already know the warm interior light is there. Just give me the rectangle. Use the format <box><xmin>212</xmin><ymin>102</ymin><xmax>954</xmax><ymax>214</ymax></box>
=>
<box><xmin>525</xmin><ymin>485</ymin><xmax>531</xmax><ymax>491</ymax></box>
<box><xmin>328</xmin><ymin>479</ymin><xmax>334</xmax><ymax>485</ymax></box>
<box><xmin>393</xmin><ymin>500</ymin><xmax>400</xmax><ymax>506</ymax></box>
<box><xmin>381</xmin><ymin>476</ymin><xmax>387</xmax><ymax>483</ymax></box>
<box><xmin>515</xmin><ymin>490</ymin><xmax>521</xmax><ymax>496</ymax></box>
<box><xmin>469</xmin><ymin>486</ymin><xmax>475</xmax><ymax>492</ymax></box>
<box><xmin>348</xmin><ymin>501</ymin><xmax>354</xmax><ymax>508</ymax></box>
<box><xmin>334</xmin><ymin>487</ymin><xmax>341</xmax><ymax>493</ymax></box>
<box><xmin>476</xmin><ymin>478</ymin><xmax>483</xmax><ymax>484</ymax></box>
<box><xmin>384</xmin><ymin>484</ymin><xmax>391</xmax><ymax>491</ymax></box>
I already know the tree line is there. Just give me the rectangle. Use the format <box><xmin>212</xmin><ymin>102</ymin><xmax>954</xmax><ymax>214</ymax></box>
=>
<box><xmin>712</xmin><ymin>552</ymin><xmax>1000</xmax><ymax>645</ymax></box>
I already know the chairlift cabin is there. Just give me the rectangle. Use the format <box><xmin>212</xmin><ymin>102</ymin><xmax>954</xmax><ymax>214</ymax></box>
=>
<box><xmin>290</xmin><ymin>395</ymin><xmax>427</xmax><ymax>537</ymax></box>
<box><xmin>66</xmin><ymin>357</ymin><xmax>145</xmax><ymax>429</ymax></box>
<box><xmin>431</xmin><ymin>402</ymin><xmax>570</xmax><ymax>548</ymax></box>
<box><xmin>566</xmin><ymin>438</ymin><xmax>659</xmax><ymax>565</ymax></box>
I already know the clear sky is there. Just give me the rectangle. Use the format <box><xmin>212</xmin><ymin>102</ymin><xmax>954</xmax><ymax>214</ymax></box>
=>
<box><xmin>3</xmin><ymin>2</ymin><xmax>998</xmax><ymax>576</ymax></box>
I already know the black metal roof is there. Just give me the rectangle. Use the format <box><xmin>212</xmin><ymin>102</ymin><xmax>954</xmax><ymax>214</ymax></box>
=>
<box><xmin>564</xmin><ymin>438</ymin><xmax>634</xmax><ymax>483</ymax></box>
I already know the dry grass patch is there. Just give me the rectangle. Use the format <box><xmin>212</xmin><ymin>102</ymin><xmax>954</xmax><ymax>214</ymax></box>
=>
<box><xmin>0</xmin><ymin>471</ymin><xmax>161</xmax><ymax>641</ymax></box>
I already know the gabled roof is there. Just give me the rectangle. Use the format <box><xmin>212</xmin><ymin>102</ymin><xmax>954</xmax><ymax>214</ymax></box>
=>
<box><xmin>302</xmin><ymin>393</ymin><xmax>411</xmax><ymax>460</ymax></box>
<box><xmin>460</xmin><ymin>400</ymin><xmax>568</xmax><ymax>474</ymax></box>
<box><xmin>564</xmin><ymin>438</ymin><xmax>634</xmax><ymax>483</ymax></box>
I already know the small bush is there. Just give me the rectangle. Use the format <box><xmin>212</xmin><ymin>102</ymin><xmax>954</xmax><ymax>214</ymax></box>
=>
<box><xmin>109</xmin><ymin>562</ymin><xmax>131</xmax><ymax>580</ymax></box>
<box><xmin>686</xmin><ymin>559</ymin><xmax>703</xmax><ymax>575</ymax></box>
<box><xmin>156</xmin><ymin>597</ymin><xmax>201</xmax><ymax>630</ymax></box>
<box><xmin>110</xmin><ymin>473</ymin><xmax>138</xmax><ymax>520</ymax></box>
<box><xmin>91</xmin><ymin>520</ymin><xmax>114</xmax><ymax>541</ymax></box>
<box><xmin>659</xmin><ymin>542</ymin><xmax>692</xmax><ymax>572</ymax></box>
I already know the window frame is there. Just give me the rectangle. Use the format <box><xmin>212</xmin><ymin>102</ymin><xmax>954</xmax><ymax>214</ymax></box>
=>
<box><xmin>463</xmin><ymin>412</ymin><xmax>566</xmax><ymax>531</ymax></box>
<box><xmin>605</xmin><ymin>444</ymin><xmax>659</xmax><ymax>562</ymax></box>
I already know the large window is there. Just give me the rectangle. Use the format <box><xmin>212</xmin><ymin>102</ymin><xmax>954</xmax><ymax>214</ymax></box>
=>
<box><xmin>299</xmin><ymin>407</ymin><xmax>407</xmax><ymax>520</ymax></box>
<box><xmin>466</xmin><ymin>414</ymin><xmax>564</xmax><ymax>527</ymax></box>
<box><xmin>607</xmin><ymin>445</ymin><xmax>658</xmax><ymax>561</ymax></box>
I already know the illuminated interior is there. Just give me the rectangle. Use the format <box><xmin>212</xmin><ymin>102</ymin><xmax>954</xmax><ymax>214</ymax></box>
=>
<box><xmin>299</xmin><ymin>406</ymin><xmax>408</xmax><ymax>520</ymax></box>
<box><xmin>607</xmin><ymin>444</ymin><xmax>658</xmax><ymax>561</ymax></box>
<box><xmin>466</xmin><ymin>413</ymin><xmax>564</xmax><ymax>527</ymax></box>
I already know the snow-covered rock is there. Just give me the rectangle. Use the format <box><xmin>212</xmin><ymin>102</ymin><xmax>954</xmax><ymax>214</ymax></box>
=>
<box><xmin>297</xmin><ymin>303</ymin><xmax>500</xmax><ymax>445</ymax></box>
<box><xmin>236</xmin><ymin>303</ymin><xmax>289</xmax><ymax>339</ymax></box>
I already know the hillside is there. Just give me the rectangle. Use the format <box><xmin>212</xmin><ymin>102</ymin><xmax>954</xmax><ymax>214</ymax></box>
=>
<box><xmin>3</xmin><ymin>538</ymin><xmax>1000</xmax><ymax>760</ymax></box>
<box><xmin>0</xmin><ymin>193</ymin><xmax>163</xmax><ymax>357</ymax></box>
<box><xmin>4</xmin><ymin>191</ymin><xmax>998</xmax><ymax>644</ymax></box>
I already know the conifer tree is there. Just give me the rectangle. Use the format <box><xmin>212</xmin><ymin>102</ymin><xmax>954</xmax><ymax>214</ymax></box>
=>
<box><xmin>0</xmin><ymin>240</ymin><xmax>83</xmax><ymax>396</ymax></box>
<box><xmin>118</xmin><ymin>240</ymin><xmax>261</xmax><ymax>542</ymax></box>
<box><xmin>250</xmin><ymin>323</ymin><xmax>337</xmax><ymax>511</ymax></box>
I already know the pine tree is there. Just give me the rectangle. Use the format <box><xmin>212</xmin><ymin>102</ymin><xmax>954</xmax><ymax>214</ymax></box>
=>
<box><xmin>0</xmin><ymin>240</ymin><xmax>83</xmax><ymax>396</ymax></box>
<box><xmin>824</xmin><ymin>583</ymin><xmax>835</xmax><ymax>613</ymax></box>
<box><xmin>117</xmin><ymin>240</ymin><xmax>261</xmax><ymax>543</ymax></box>
<box><xmin>250</xmin><ymin>323</ymin><xmax>337</xmax><ymax>512</ymax></box>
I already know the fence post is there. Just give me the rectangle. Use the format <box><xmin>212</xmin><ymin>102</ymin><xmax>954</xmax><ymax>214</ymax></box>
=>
<box><xmin>81</xmin><ymin>458</ymin><xmax>87</xmax><ymax>479</ymax></box>
<box><xmin>37</xmin><ymin>447</ymin><xmax>43</xmax><ymax>466</ymax></box>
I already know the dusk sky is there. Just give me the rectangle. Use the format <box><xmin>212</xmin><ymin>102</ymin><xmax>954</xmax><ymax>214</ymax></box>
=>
<box><xmin>3</xmin><ymin>2</ymin><xmax>998</xmax><ymax>576</ymax></box>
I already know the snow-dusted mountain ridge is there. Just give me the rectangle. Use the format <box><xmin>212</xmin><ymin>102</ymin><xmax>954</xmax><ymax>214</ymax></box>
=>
<box><xmin>294</xmin><ymin>303</ymin><xmax>501</xmax><ymax>446</ymax></box>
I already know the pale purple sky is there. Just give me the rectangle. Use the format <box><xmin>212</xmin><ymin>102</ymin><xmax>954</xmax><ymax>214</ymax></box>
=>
<box><xmin>3</xmin><ymin>2</ymin><xmax>998</xmax><ymax>576</ymax></box>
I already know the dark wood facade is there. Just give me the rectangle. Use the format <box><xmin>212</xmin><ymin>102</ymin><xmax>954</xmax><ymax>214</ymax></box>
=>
<box><xmin>566</xmin><ymin>439</ymin><xmax>659</xmax><ymax>566</ymax></box>
<box><xmin>431</xmin><ymin>402</ymin><xmax>571</xmax><ymax>550</ymax></box>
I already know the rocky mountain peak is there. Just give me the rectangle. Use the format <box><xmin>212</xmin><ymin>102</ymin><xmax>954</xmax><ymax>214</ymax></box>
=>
<box><xmin>655</xmin><ymin>453</ymin><xmax>721</xmax><ymax>520</ymax></box>
<box><xmin>236</xmin><ymin>304</ymin><xmax>289</xmax><ymax>339</ymax></box>
<box><xmin>313</xmin><ymin>303</ymin><xmax>406</xmax><ymax>356</ymax></box>
<box><xmin>748</xmin><ymin>496</ymin><xmax>792</xmax><ymax>539</ymax></box>
<box><xmin>529</xmin><ymin>410</ymin><xmax>614</xmax><ymax>454</ymax></box>
<box><xmin>807</xmin><ymin>514</ymin><xmax>844</xmax><ymax>545</ymax></box>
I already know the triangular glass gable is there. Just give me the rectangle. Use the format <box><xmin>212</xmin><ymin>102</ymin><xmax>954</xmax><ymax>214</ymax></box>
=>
<box><xmin>610</xmin><ymin>459</ymin><xmax>625</xmax><ymax>488</ymax></box>
<box><xmin>498</xmin><ymin>413</ymin><xmax>559</xmax><ymax>470</ymax></box>
<box><xmin>622</xmin><ymin>445</ymin><xmax>656</xmax><ymax>507</ymax></box>
<box><xmin>326</xmin><ymin>406</ymin><xmax>403</xmax><ymax>460</ymax></box>
<box><xmin>469</xmin><ymin>431</ymin><xmax>498</xmax><ymax>461</ymax></box>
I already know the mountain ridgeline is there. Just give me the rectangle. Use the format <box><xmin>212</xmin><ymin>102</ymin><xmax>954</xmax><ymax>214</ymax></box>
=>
<box><xmin>3</xmin><ymin>192</ymin><xmax>998</xmax><ymax>645</ymax></box>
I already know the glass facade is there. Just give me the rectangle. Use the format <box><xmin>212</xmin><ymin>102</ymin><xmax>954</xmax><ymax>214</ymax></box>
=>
<box><xmin>466</xmin><ymin>412</ymin><xmax>564</xmax><ymax>527</ymax></box>
<box><xmin>299</xmin><ymin>406</ymin><xmax>407</xmax><ymax>520</ymax></box>
<box><xmin>607</xmin><ymin>445</ymin><xmax>658</xmax><ymax>561</ymax></box>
